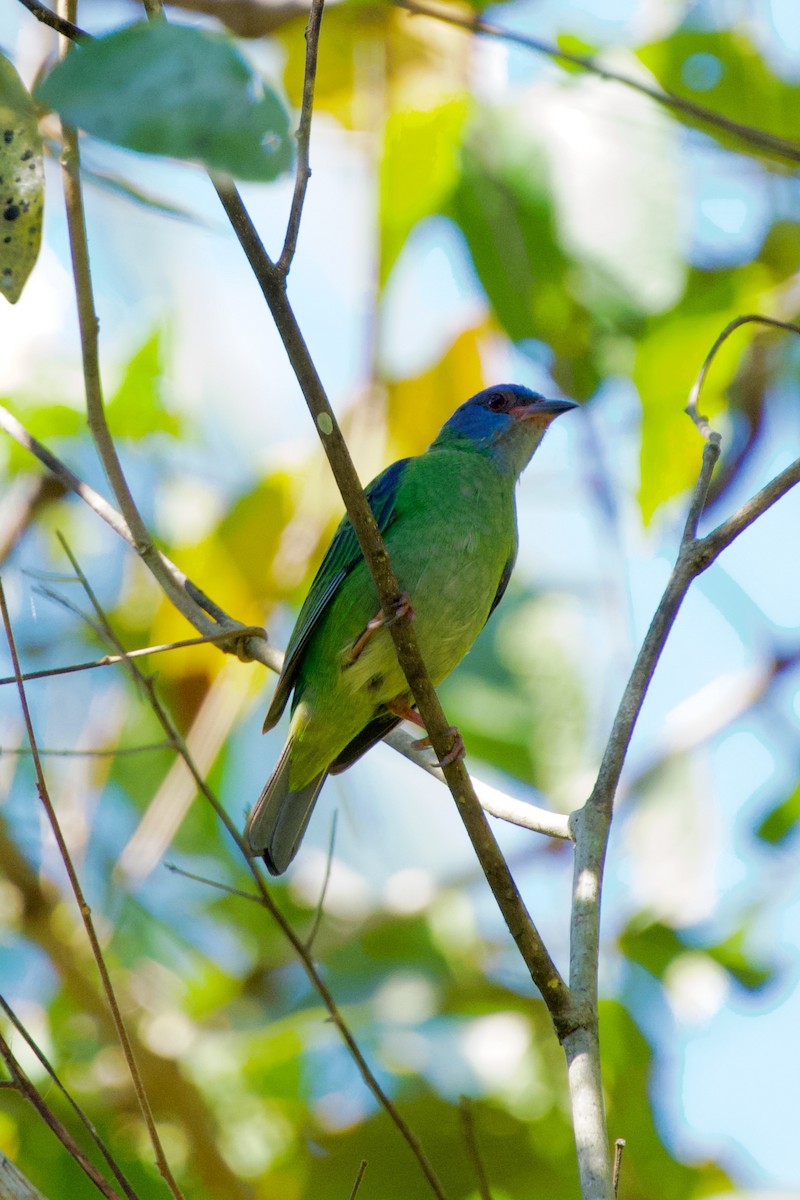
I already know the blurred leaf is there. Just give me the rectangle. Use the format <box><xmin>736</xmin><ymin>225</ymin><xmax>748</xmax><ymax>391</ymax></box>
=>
<box><xmin>36</xmin><ymin>23</ymin><xmax>293</xmax><ymax>181</ymax></box>
<box><xmin>638</xmin><ymin>29</ymin><xmax>800</xmax><ymax>164</ymax></box>
<box><xmin>619</xmin><ymin>919</ymin><xmax>685</xmax><ymax>980</ymax></box>
<box><xmin>379</xmin><ymin>93</ymin><xmax>470</xmax><ymax>285</ymax></box>
<box><xmin>441</xmin><ymin>591</ymin><xmax>586</xmax><ymax>792</ymax></box>
<box><xmin>106</xmin><ymin>329</ymin><xmax>181</xmax><ymax>439</ymax></box>
<box><xmin>0</xmin><ymin>52</ymin><xmax>44</xmax><ymax>304</ymax></box>
<box><xmin>756</xmin><ymin>778</ymin><xmax>800</xmax><ymax>845</ymax></box>
<box><xmin>280</xmin><ymin>6</ymin><xmax>469</xmax><ymax>132</ymax></box>
<box><xmin>707</xmin><ymin>927</ymin><xmax>775</xmax><ymax>992</ymax></box>
<box><xmin>602</xmin><ymin>1001</ymin><xmax>732</xmax><ymax>1198</ymax></box>
<box><xmin>621</xmin><ymin>920</ymin><xmax>775</xmax><ymax>992</ymax></box>
<box><xmin>450</xmin><ymin>105</ymin><xmax>598</xmax><ymax>398</ymax></box>
<box><xmin>385</xmin><ymin>324</ymin><xmax>487</xmax><ymax>457</ymax></box>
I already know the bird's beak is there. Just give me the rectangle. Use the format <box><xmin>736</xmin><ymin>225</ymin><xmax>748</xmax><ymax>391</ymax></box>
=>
<box><xmin>510</xmin><ymin>398</ymin><xmax>579</xmax><ymax>422</ymax></box>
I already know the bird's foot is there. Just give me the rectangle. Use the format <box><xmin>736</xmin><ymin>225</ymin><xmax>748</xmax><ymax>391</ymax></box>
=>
<box><xmin>387</xmin><ymin>699</ymin><xmax>425</xmax><ymax>727</ymax></box>
<box><xmin>347</xmin><ymin>592</ymin><xmax>415</xmax><ymax>665</ymax></box>
<box><xmin>431</xmin><ymin>727</ymin><xmax>466</xmax><ymax>769</ymax></box>
<box><xmin>405</xmin><ymin>721</ymin><xmax>465</xmax><ymax>768</ymax></box>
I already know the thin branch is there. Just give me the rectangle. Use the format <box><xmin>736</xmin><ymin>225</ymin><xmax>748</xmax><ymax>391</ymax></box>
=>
<box><xmin>348</xmin><ymin>1161</ymin><xmax>369</xmax><ymax>1200</ymax></box>
<box><xmin>458</xmin><ymin>1098</ymin><xmax>492</xmax><ymax>1200</ymax></box>
<box><xmin>0</xmin><ymin>404</ymin><xmax>564</xmax><ymax>838</ymax></box>
<box><xmin>57</xmin><ymin>545</ymin><xmax>450</xmax><ymax>1200</ymax></box>
<box><xmin>396</xmin><ymin>0</ymin><xmax>800</xmax><ymax>166</ymax></box>
<box><xmin>563</xmin><ymin>312</ymin><xmax>800</xmax><ymax>1199</ymax></box>
<box><xmin>0</xmin><ymin>402</ymin><xmax>280</xmax><ymax>670</ymax></box>
<box><xmin>685</xmin><ymin>315</ymin><xmax>800</xmax><ymax>432</ymax></box>
<box><xmin>0</xmin><ymin>1030</ymin><xmax>127</xmax><ymax>1200</ymax></box>
<box><xmin>0</xmin><ymin>742</ymin><xmax>172</xmax><ymax>757</ymax></box>
<box><xmin>277</xmin><ymin>0</ymin><xmax>325</xmax><ymax>275</ymax></box>
<box><xmin>612</xmin><ymin>1139</ymin><xmax>626</xmax><ymax>1197</ymax></box>
<box><xmin>0</xmin><ymin>995</ymin><xmax>140</xmax><ymax>1200</ymax></box>
<box><xmin>16</xmin><ymin>0</ymin><xmax>88</xmax><ymax>40</ymax></box>
<box><xmin>0</xmin><ymin>581</ymin><xmax>185</xmax><ymax>1200</ymax></box>
<box><xmin>385</xmin><ymin>727</ymin><xmax>573</xmax><ymax>840</ymax></box>
<box><xmin>55</xmin><ymin>67</ymin><xmax>258</xmax><ymax>655</ymax></box>
<box><xmin>0</xmin><ymin>628</ymin><xmax>268</xmax><ymax>688</ymax></box>
<box><xmin>305</xmin><ymin>810</ymin><xmax>337</xmax><ymax>950</ymax></box>
<box><xmin>213</xmin><ymin>175</ymin><xmax>573</xmax><ymax>1033</ymax></box>
<box><xmin>696</xmin><ymin>454</ymin><xmax>800</xmax><ymax>566</ymax></box>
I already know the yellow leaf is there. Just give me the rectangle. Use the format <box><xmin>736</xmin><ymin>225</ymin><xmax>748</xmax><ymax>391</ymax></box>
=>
<box><xmin>386</xmin><ymin>324</ymin><xmax>488</xmax><ymax>457</ymax></box>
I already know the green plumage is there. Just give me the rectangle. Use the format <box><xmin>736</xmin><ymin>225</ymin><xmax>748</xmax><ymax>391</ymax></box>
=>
<box><xmin>246</xmin><ymin>385</ymin><xmax>576</xmax><ymax>873</ymax></box>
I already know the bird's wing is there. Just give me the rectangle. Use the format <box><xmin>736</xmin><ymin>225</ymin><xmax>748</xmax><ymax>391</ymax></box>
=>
<box><xmin>486</xmin><ymin>541</ymin><xmax>518</xmax><ymax>625</ymax></box>
<box><xmin>263</xmin><ymin>457</ymin><xmax>410</xmax><ymax>730</ymax></box>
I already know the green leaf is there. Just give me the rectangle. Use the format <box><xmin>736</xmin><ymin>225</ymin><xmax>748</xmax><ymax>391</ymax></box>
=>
<box><xmin>449</xmin><ymin>106</ymin><xmax>599</xmax><ymax>398</ymax></box>
<box><xmin>756</xmin><ymin>779</ymin><xmax>800</xmax><ymax>845</ymax></box>
<box><xmin>621</xmin><ymin>919</ymin><xmax>776</xmax><ymax>992</ymax></box>
<box><xmin>637</xmin><ymin>29</ymin><xmax>800</xmax><ymax>165</ymax></box>
<box><xmin>106</xmin><ymin>329</ymin><xmax>181</xmax><ymax>440</ymax></box>
<box><xmin>0</xmin><ymin>52</ymin><xmax>44</xmax><ymax>304</ymax></box>
<box><xmin>36</xmin><ymin>22</ymin><xmax>293</xmax><ymax>182</ymax></box>
<box><xmin>707</xmin><ymin>928</ymin><xmax>775</xmax><ymax>992</ymax></box>
<box><xmin>379</xmin><ymin>94</ymin><xmax>470</xmax><ymax>286</ymax></box>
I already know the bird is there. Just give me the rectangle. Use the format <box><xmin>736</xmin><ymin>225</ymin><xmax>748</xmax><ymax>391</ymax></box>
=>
<box><xmin>246</xmin><ymin>384</ymin><xmax>577</xmax><ymax>874</ymax></box>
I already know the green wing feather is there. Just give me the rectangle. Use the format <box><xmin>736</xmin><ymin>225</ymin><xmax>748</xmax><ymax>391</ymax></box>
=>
<box><xmin>263</xmin><ymin>457</ymin><xmax>410</xmax><ymax>730</ymax></box>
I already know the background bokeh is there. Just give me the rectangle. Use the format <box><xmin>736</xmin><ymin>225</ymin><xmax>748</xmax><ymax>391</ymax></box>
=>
<box><xmin>1</xmin><ymin>0</ymin><xmax>799</xmax><ymax>1196</ymax></box>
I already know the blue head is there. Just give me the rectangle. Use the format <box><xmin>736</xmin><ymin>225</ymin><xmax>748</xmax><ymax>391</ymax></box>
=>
<box><xmin>430</xmin><ymin>384</ymin><xmax>578</xmax><ymax>479</ymax></box>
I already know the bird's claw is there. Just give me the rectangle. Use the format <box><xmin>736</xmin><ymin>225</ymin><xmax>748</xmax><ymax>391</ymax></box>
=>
<box><xmin>347</xmin><ymin>592</ymin><xmax>415</xmax><ymax>664</ymax></box>
<box><xmin>412</xmin><ymin>726</ymin><xmax>465</xmax><ymax>768</ymax></box>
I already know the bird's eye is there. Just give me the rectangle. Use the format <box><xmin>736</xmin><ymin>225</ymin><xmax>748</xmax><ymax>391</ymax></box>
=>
<box><xmin>485</xmin><ymin>392</ymin><xmax>508</xmax><ymax>412</ymax></box>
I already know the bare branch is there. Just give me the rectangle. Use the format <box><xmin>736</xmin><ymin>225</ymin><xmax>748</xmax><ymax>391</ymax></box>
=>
<box><xmin>385</xmin><ymin>727</ymin><xmax>573</xmax><ymax>840</ymax></box>
<box><xmin>458</xmin><ymin>1097</ymin><xmax>492</xmax><ymax>1200</ymax></box>
<box><xmin>0</xmin><ymin>402</ymin><xmax>280</xmax><ymax>669</ymax></box>
<box><xmin>57</xmin><ymin>548</ymin><xmax>451</xmax><ymax>1200</ymax></box>
<box><xmin>348</xmin><ymin>1161</ymin><xmax>369</xmax><ymax>1200</ymax></box>
<box><xmin>564</xmin><ymin>310</ymin><xmax>800</xmax><ymax>1198</ymax></box>
<box><xmin>0</xmin><ymin>742</ymin><xmax>172</xmax><ymax>757</ymax></box>
<box><xmin>612</xmin><ymin>1139</ymin><xmax>626</xmax><ymax>1197</ymax></box>
<box><xmin>55</xmin><ymin>64</ymin><xmax>256</xmax><ymax>655</ymax></box>
<box><xmin>685</xmin><ymin>314</ymin><xmax>800</xmax><ymax>433</ymax></box>
<box><xmin>562</xmin><ymin>1026</ymin><xmax>612</xmax><ymax>1200</ymax></box>
<box><xmin>277</xmin><ymin>0</ymin><xmax>325</xmax><ymax>275</ymax></box>
<box><xmin>0</xmin><ymin>1031</ymin><xmax>127</xmax><ymax>1200</ymax></box>
<box><xmin>0</xmin><ymin>404</ymin><xmax>562</xmax><ymax>840</ymax></box>
<box><xmin>0</xmin><ymin>580</ymin><xmax>185</xmax><ymax>1200</ymax></box>
<box><xmin>212</xmin><ymin>175</ymin><xmax>573</xmax><ymax>1031</ymax></box>
<box><xmin>0</xmin><ymin>996</ymin><xmax>140</xmax><ymax>1200</ymax></box>
<box><xmin>304</xmin><ymin>810</ymin><xmax>337</xmax><ymax>950</ymax></box>
<box><xmin>395</xmin><ymin>0</ymin><xmax>800</xmax><ymax>166</ymax></box>
<box><xmin>16</xmin><ymin>0</ymin><xmax>88</xmax><ymax>40</ymax></box>
<box><xmin>0</xmin><ymin>628</ymin><xmax>268</xmax><ymax>688</ymax></box>
<box><xmin>698</xmin><ymin>454</ymin><xmax>800</xmax><ymax>566</ymax></box>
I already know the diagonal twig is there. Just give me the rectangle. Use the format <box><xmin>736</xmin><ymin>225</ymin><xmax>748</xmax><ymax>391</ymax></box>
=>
<box><xmin>213</xmin><ymin>176</ymin><xmax>573</xmax><ymax>1031</ymax></box>
<box><xmin>396</xmin><ymin>0</ymin><xmax>800</xmax><ymax>166</ymax></box>
<box><xmin>17</xmin><ymin>0</ymin><xmax>88</xmax><ymax>39</ymax></box>
<box><xmin>57</xmin><ymin>540</ymin><xmax>451</xmax><ymax>1200</ymax></box>
<box><xmin>563</xmin><ymin>315</ymin><xmax>800</xmax><ymax>1199</ymax></box>
<box><xmin>0</xmin><ymin>995</ymin><xmax>140</xmax><ymax>1200</ymax></box>
<box><xmin>277</xmin><ymin>0</ymin><xmax>325</xmax><ymax>275</ymax></box>
<box><xmin>0</xmin><ymin>403</ymin><xmax>565</xmax><ymax>836</ymax></box>
<box><xmin>0</xmin><ymin>579</ymin><xmax>184</xmax><ymax>1200</ymax></box>
<box><xmin>0</xmin><ymin>1029</ymin><xmax>128</xmax><ymax>1200</ymax></box>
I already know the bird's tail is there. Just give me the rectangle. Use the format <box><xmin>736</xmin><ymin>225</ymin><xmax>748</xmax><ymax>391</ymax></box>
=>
<box><xmin>245</xmin><ymin>740</ymin><xmax>326</xmax><ymax>876</ymax></box>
